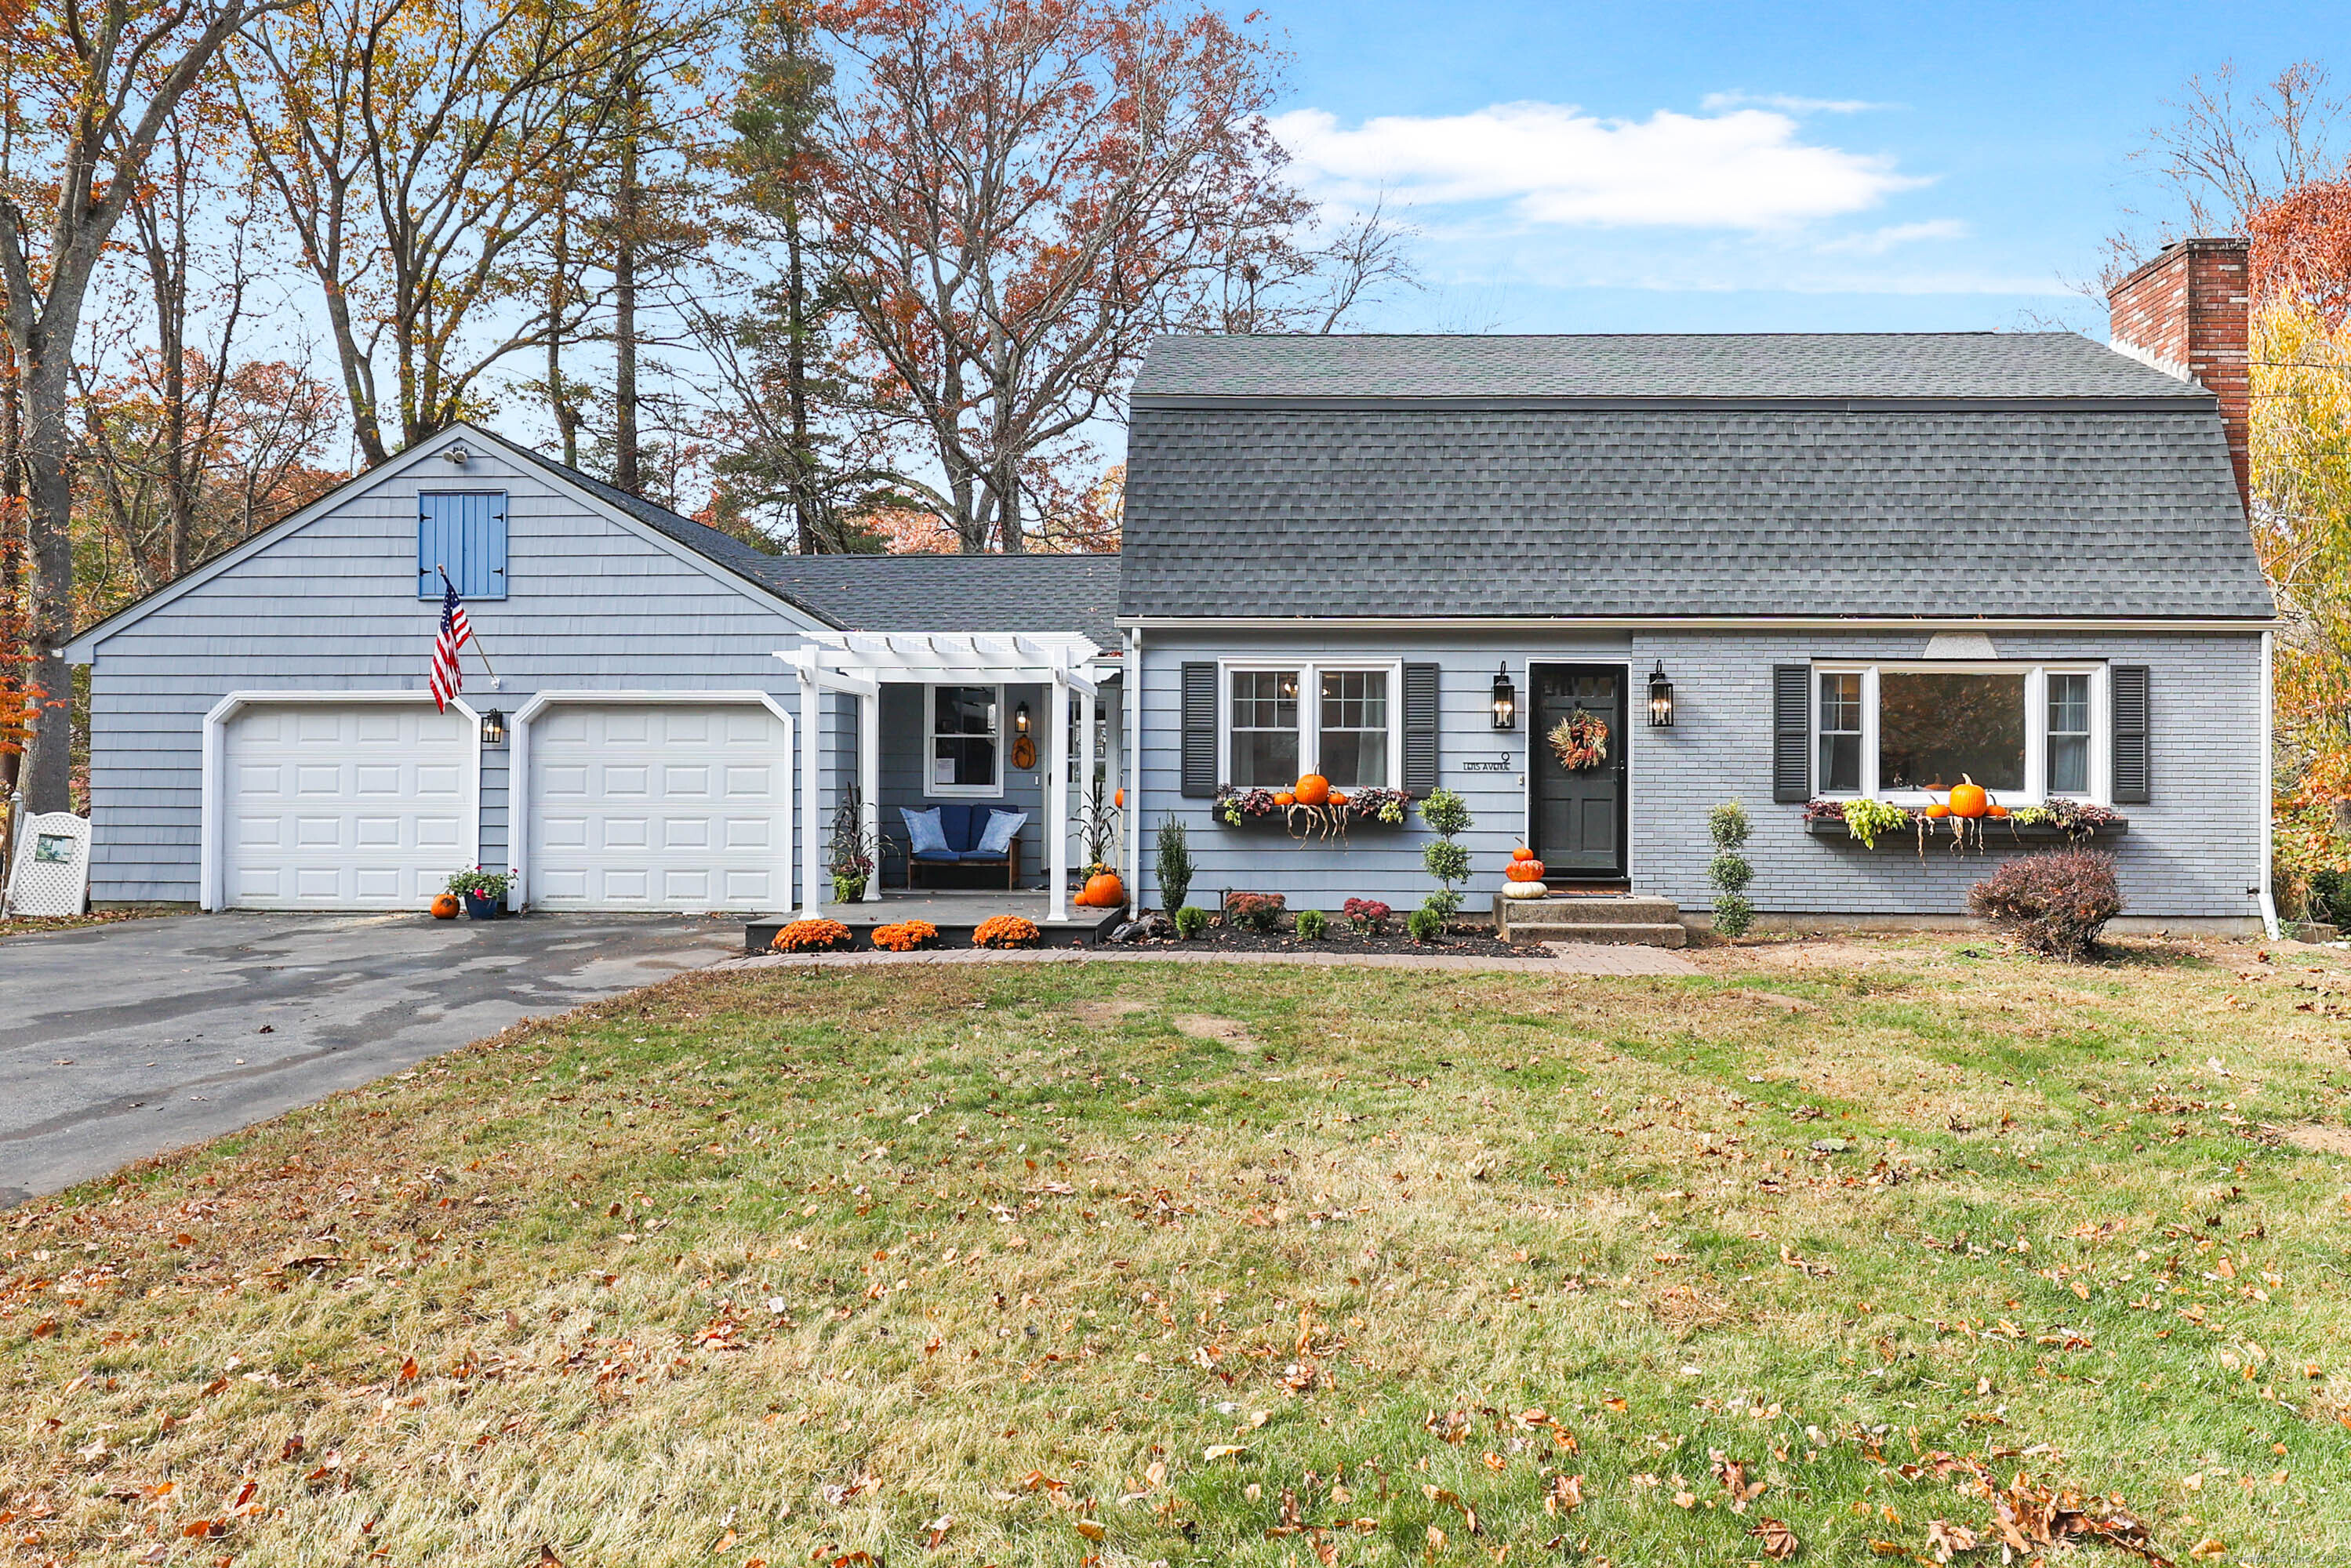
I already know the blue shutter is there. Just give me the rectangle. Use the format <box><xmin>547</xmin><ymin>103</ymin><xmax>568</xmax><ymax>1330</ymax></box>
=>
<box><xmin>417</xmin><ymin>492</ymin><xmax>509</xmax><ymax>598</ymax></box>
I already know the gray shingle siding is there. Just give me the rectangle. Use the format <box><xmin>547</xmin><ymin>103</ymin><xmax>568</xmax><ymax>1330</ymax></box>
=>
<box><xmin>1131</xmin><ymin>629</ymin><xmax>2265</xmax><ymax>923</ymax></box>
<box><xmin>78</xmin><ymin>443</ymin><xmax>823</xmax><ymax>904</ymax></box>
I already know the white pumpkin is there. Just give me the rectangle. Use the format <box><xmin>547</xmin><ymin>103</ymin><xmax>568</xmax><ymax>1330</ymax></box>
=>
<box><xmin>1500</xmin><ymin>880</ymin><xmax>1550</xmax><ymax>900</ymax></box>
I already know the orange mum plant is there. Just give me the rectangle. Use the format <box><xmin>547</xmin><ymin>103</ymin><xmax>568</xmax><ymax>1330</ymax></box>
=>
<box><xmin>870</xmin><ymin>919</ymin><xmax>939</xmax><ymax>952</ymax></box>
<box><xmin>772</xmin><ymin>918</ymin><xmax>852</xmax><ymax>953</ymax></box>
<box><xmin>972</xmin><ymin>914</ymin><xmax>1041</xmax><ymax>949</ymax></box>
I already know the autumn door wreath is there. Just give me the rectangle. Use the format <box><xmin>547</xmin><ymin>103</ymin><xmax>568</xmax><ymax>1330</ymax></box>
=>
<box><xmin>1547</xmin><ymin>708</ymin><xmax>1610</xmax><ymax>771</ymax></box>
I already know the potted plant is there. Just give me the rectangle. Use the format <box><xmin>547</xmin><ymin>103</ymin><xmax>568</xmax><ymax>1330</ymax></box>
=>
<box><xmin>445</xmin><ymin>866</ymin><xmax>514</xmax><ymax>920</ymax></box>
<box><xmin>829</xmin><ymin>787</ymin><xmax>878</xmax><ymax>902</ymax></box>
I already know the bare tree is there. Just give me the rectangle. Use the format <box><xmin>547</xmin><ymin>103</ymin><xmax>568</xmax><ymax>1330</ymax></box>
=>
<box><xmin>0</xmin><ymin>0</ymin><xmax>295</xmax><ymax>816</ymax></box>
<box><xmin>231</xmin><ymin>0</ymin><xmax>643</xmax><ymax>465</ymax></box>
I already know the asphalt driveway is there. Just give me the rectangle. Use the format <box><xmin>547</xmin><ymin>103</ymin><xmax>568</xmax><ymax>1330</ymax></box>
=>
<box><xmin>0</xmin><ymin>912</ymin><xmax>740</xmax><ymax>1206</ymax></box>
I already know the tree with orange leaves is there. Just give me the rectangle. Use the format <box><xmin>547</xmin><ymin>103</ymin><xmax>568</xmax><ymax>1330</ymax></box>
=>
<box><xmin>802</xmin><ymin>0</ymin><xmax>1311</xmax><ymax>553</ymax></box>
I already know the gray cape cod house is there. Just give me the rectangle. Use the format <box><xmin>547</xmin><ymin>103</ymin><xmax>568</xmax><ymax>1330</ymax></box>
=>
<box><xmin>64</xmin><ymin>239</ymin><xmax>2277</xmax><ymax>938</ymax></box>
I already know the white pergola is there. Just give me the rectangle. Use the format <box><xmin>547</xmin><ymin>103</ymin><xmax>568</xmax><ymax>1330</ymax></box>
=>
<box><xmin>778</xmin><ymin>632</ymin><xmax>1117</xmax><ymax>922</ymax></box>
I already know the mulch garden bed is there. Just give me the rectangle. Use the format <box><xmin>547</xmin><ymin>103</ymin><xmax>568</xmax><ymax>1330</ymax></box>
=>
<box><xmin>1117</xmin><ymin>924</ymin><xmax>1548</xmax><ymax>958</ymax></box>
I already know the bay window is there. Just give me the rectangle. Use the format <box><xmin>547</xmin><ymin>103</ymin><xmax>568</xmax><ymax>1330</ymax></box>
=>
<box><xmin>1813</xmin><ymin>662</ymin><xmax>2105</xmax><ymax>804</ymax></box>
<box><xmin>1222</xmin><ymin>662</ymin><xmax>1399</xmax><ymax>789</ymax></box>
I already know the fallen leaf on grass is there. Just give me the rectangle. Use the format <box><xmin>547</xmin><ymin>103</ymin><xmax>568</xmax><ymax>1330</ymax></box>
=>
<box><xmin>2189</xmin><ymin>1541</ymin><xmax>2226</xmax><ymax>1561</ymax></box>
<box><xmin>1750</xmin><ymin>1517</ymin><xmax>1800</xmax><ymax>1560</ymax></box>
<box><xmin>1543</xmin><ymin>1474</ymin><xmax>1582</xmax><ymax>1515</ymax></box>
<box><xmin>1073</xmin><ymin>1520</ymin><xmax>1105</xmax><ymax>1542</ymax></box>
<box><xmin>1926</xmin><ymin>1520</ymin><xmax>1980</xmax><ymax>1561</ymax></box>
<box><xmin>1203</xmin><ymin>1445</ymin><xmax>1248</xmax><ymax>1461</ymax></box>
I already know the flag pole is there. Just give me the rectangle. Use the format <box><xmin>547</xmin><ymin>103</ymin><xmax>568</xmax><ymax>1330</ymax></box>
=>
<box><xmin>437</xmin><ymin>564</ymin><xmax>502</xmax><ymax>688</ymax></box>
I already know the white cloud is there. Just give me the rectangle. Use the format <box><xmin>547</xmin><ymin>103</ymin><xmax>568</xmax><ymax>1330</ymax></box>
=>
<box><xmin>1698</xmin><ymin>91</ymin><xmax>1897</xmax><ymax>115</ymax></box>
<box><xmin>1268</xmin><ymin>101</ymin><xmax>1928</xmax><ymax>231</ymax></box>
<box><xmin>1813</xmin><ymin>218</ymin><xmax>1972</xmax><ymax>255</ymax></box>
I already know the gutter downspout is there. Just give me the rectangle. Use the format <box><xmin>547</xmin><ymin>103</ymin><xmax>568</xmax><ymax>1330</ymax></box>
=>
<box><xmin>1125</xmin><ymin>626</ymin><xmax>1144</xmax><ymax>909</ymax></box>
<box><xmin>2258</xmin><ymin>628</ymin><xmax>2282</xmax><ymax>942</ymax></box>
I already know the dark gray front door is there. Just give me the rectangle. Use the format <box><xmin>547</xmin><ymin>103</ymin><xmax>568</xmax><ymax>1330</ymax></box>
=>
<box><xmin>1532</xmin><ymin>665</ymin><xmax>1627</xmax><ymax>880</ymax></box>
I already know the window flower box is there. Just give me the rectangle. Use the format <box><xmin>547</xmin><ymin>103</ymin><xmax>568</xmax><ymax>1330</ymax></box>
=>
<box><xmin>1803</xmin><ymin>798</ymin><xmax>2128</xmax><ymax>851</ymax></box>
<box><xmin>1215</xmin><ymin>786</ymin><xmax>1413</xmax><ymax>840</ymax></box>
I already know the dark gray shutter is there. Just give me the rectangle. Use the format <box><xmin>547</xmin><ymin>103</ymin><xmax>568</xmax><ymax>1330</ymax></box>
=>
<box><xmin>1403</xmin><ymin>663</ymin><xmax>1441</xmax><ymax>796</ymax></box>
<box><xmin>1772</xmin><ymin>665</ymin><xmax>1811</xmax><ymax>803</ymax></box>
<box><xmin>2111</xmin><ymin>664</ymin><xmax>2149</xmax><ymax>804</ymax></box>
<box><xmin>1180</xmin><ymin>662</ymin><xmax>1217</xmax><ymax>797</ymax></box>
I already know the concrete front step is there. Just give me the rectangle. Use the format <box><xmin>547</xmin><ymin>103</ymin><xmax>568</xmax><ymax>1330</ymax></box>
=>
<box><xmin>1494</xmin><ymin>891</ymin><xmax>1687</xmax><ymax>947</ymax></box>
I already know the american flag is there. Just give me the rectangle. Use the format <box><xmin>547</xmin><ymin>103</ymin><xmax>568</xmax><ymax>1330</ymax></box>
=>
<box><xmin>429</xmin><ymin>568</ymin><xmax>471</xmax><ymax>711</ymax></box>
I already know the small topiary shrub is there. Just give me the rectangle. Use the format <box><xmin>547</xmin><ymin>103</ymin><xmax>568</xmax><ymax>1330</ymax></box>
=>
<box><xmin>1172</xmin><ymin>905</ymin><xmax>1209</xmax><ymax>940</ymax></box>
<box><xmin>1343</xmin><ymin>898</ymin><xmax>1391</xmax><ymax>935</ymax></box>
<box><xmin>1293</xmin><ymin>908</ymin><xmax>1329</xmax><ymax>940</ymax></box>
<box><xmin>772</xmin><ymin>918</ymin><xmax>853</xmax><ymax>953</ymax></box>
<box><xmin>1707</xmin><ymin>800</ymin><xmax>1754</xmax><ymax>938</ymax></box>
<box><xmin>1968</xmin><ymin>849</ymin><xmax>2122</xmax><ymax>960</ymax></box>
<box><xmin>1225</xmin><ymin>891</ymin><xmax>1285</xmax><ymax>932</ymax></box>
<box><xmin>1155</xmin><ymin>817</ymin><xmax>1195</xmax><ymax>913</ymax></box>
<box><xmin>972</xmin><ymin>914</ymin><xmax>1041</xmax><ymax>949</ymax></box>
<box><xmin>1406</xmin><ymin>901</ymin><xmax>1447</xmax><ymax>943</ymax></box>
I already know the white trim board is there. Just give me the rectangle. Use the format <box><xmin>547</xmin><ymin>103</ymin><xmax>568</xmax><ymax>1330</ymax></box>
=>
<box><xmin>1117</xmin><ymin>615</ymin><xmax>2277</xmax><ymax>633</ymax></box>
<box><xmin>508</xmin><ymin>689</ymin><xmax>796</xmax><ymax>913</ymax></box>
<box><xmin>201</xmin><ymin>688</ymin><xmax>483</xmax><ymax>912</ymax></box>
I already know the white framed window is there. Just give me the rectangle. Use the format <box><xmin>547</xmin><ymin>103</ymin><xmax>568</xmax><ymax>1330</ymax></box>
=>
<box><xmin>927</xmin><ymin>684</ymin><xmax>1002</xmax><ymax>797</ymax></box>
<box><xmin>1218</xmin><ymin>659</ymin><xmax>1402</xmax><ymax>789</ymax></box>
<box><xmin>1812</xmin><ymin>662</ymin><xmax>2108</xmax><ymax>805</ymax></box>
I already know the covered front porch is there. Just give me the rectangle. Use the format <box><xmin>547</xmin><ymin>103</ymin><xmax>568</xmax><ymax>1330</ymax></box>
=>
<box><xmin>779</xmin><ymin>630</ymin><xmax>1126</xmax><ymax>925</ymax></box>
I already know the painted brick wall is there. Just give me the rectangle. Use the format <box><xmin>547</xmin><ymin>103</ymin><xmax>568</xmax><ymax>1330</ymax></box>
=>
<box><xmin>2107</xmin><ymin>238</ymin><xmax>2251</xmax><ymax>516</ymax></box>
<box><xmin>1133</xmin><ymin>627</ymin><xmax>2266</xmax><ymax>922</ymax></box>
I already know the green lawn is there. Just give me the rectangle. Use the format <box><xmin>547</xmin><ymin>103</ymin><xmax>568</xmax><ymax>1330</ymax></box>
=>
<box><xmin>5</xmin><ymin>937</ymin><xmax>2351</xmax><ymax>1565</ymax></box>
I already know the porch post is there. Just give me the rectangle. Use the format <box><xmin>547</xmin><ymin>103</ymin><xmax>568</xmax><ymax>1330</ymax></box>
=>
<box><xmin>1125</xmin><ymin>629</ymin><xmax>1143</xmax><ymax>908</ymax></box>
<box><xmin>1102</xmin><ymin>675</ymin><xmax>1122</xmax><ymax>891</ymax></box>
<box><xmin>1048</xmin><ymin>661</ymin><xmax>1070</xmax><ymax>922</ymax></box>
<box><xmin>858</xmin><ymin>687</ymin><xmax>881</xmax><ymax>901</ymax></box>
<box><xmin>1078</xmin><ymin>682</ymin><xmax>1096</xmax><ymax>866</ymax></box>
<box><xmin>798</xmin><ymin>659</ymin><xmax>824</xmax><ymax>919</ymax></box>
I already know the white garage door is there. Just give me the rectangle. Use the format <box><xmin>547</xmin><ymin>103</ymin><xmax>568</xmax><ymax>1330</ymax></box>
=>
<box><xmin>529</xmin><ymin>702</ymin><xmax>790</xmax><ymax>911</ymax></box>
<box><xmin>223</xmin><ymin>703</ymin><xmax>474</xmax><ymax>909</ymax></box>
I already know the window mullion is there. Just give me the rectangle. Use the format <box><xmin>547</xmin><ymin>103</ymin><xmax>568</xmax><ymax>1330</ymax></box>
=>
<box><xmin>2026</xmin><ymin>666</ymin><xmax>2048</xmax><ymax>803</ymax></box>
<box><xmin>1862</xmin><ymin>666</ymin><xmax>1880</xmax><ymax>798</ymax></box>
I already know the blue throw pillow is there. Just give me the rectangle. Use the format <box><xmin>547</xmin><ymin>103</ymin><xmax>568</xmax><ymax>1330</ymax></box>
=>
<box><xmin>976</xmin><ymin>809</ymin><xmax>1027</xmax><ymax>857</ymax></box>
<box><xmin>901</xmin><ymin>806</ymin><xmax>952</xmax><ymax>859</ymax></box>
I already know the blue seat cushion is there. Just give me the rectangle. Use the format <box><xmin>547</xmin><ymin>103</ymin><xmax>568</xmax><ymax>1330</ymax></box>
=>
<box><xmin>975</xmin><ymin>808</ymin><xmax>1026</xmax><ymax>857</ymax></box>
<box><xmin>936</xmin><ymin>803</ymin><xmax>982</xmax><ymax>851</ymax></box>
<box><xmin>900</xmin><ymin>806</ymin><xmax>953</xmax><ymax>860</ymax></box>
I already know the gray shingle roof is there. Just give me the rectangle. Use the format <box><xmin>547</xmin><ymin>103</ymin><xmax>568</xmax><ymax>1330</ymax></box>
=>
<box><xmin>1132</xmin><ymin>332</ymin><xmax>2208</xmax><ymax>405</ymax></box>
<box><xmin>474</xmin><ymin>426</ymin><xmax>1124</xmax><ymax>643</ymax></box>
<box><xmin>1120</xmin><ymin>401</ymin><xmax>2276</xmax><ymax>621</ymax></box>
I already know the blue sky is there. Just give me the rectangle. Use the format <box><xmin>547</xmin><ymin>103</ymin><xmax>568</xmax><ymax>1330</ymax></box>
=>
<box><xmin>1259</xmin><ymin>1</ymin><xmax>2335</xmax><ymax>337</ymax></box>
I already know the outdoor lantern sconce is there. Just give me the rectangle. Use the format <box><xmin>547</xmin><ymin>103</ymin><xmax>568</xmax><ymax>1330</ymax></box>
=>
<box><xmin>479</xmin><ymin>708</ymin><xmax>506</xmax><ymax>746</ymax></box>
<box><xmin>1013</xmin><ymin>701</ymin><xmax>1031</xmax><ymax>736</ymax></box>
<box><xmin>1647</xmin><ymin>661</ymin><xmax>1675</xmax><ymax>728</ymax></box>
<box><xmin>1490</xmin><ymin>662</ymin><xmax>1517</xmax><ymax>730</ymax></box>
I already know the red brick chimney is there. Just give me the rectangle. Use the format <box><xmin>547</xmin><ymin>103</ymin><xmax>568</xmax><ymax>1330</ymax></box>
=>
<box><xmin>2106</xmin><ymin>236</ymin><xmax>2252</xmax><ymax>517</ymax></box>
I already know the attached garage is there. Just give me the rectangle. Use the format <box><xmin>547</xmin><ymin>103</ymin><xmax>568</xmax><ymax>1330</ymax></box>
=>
<box><xmin>521</xmin><ymin>695</ymin><xmax>793</xmax><ymax>912</ymax></box>
<box><xmin>214</xmin><ymin>698</ymin><xmax>478</xmax><ymax>909</ymax></box>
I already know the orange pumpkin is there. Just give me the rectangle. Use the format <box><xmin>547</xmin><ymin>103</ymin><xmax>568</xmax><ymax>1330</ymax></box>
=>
<box><xmin>1510</xmin><ymin>844</ymin><xmax>1539</xmax><ymax>862</ymax></box>
<box><xmin>431</xmin><ymin>893</ymin><xmax>461</xmax><ymax>920</ymax></box>
<box><xmin>1924</xmin><ymin>803</ymin><xmax>1952</xmax><ymax>820</ymax></box>
<box><xmin>1078</xmin><ymin>871</ymin><xmax>1125</xmax><ymax>907</ymax></box>
<box><xmin>1274</xmin><ymin>791</ymin><xmax>1296</xmax><ymax>806</ymax></box>
<box><xmin>1114</xmin><ymin>786</ymin><xmax>1125</xmax><ymax>809</ymax></box>
<box><xmin>1985</xmin><ymin>802</ymin><xmax>2011</xmax><ymax>819</ymax></box>
<box><xmin>1505</xmin><ymin>858</ymin><xmax>1546</xmax><ymax>882</ymax></box>
<box><xmin>1293</xmin><ymin>773</ymin><xmax>1331</xmax><ymax>806</ymax></box>
<box><xmin>1947</xmin><ymin>777</ymin><xmax>1989</xmax><ymax>819</ymax></box>
<box><xmin>1327</xmin><ymin>790</ymin><xmax>1348</xmax><ymax>807</ymax></box>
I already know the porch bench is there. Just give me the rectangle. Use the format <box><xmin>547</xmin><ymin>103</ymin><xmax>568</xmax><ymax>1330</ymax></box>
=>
<box><xmin>900</xmin><ymin>804</ymin><xmax>1026</xmax><ymax>890</ymax></box>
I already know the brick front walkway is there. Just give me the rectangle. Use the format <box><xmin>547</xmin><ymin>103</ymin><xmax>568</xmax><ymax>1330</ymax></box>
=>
<box><xmin>721</xmin><ymin>941</ymin><xmax>1697</xmax><ymax>978</ymax></box>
